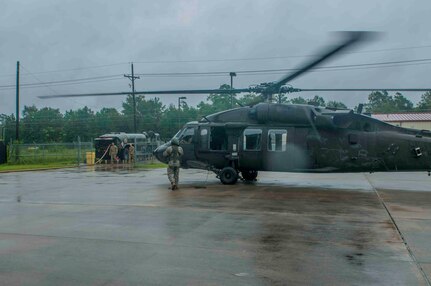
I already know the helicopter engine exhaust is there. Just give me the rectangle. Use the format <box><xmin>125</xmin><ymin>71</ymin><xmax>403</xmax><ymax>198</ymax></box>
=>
<box><xmin>250</xmin><ymin>103</ymin><xmax>314</xmax><ymax>125</ymax></box>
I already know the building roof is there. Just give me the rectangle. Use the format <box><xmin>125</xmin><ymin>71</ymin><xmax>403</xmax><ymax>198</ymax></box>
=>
<box><xmin>372</xmin><ymin>112</ymin><xmax>431</xmax><ymax>122</ymax></box>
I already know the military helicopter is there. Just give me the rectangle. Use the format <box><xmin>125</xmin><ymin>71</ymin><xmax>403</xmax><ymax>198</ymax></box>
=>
<box><xmin>41</xmin><ymin>31</ymin><xmax>431</xmax><ymax>184</ymax></box>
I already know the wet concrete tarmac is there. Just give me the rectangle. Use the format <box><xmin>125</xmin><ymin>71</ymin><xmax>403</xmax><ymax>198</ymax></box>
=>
<box><xmin>0</xmin><ymin>166</ymin><xmax>430</xmax><ymax>285</ymax></box>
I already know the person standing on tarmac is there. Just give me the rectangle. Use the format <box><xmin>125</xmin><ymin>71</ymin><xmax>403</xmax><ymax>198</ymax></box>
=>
<box><xmin>129</xmin><ymin>144</ymin><xmax>135</xmax><ymax>163</ymax></box>
<box><xmin>109</xmin><ymin>142</ymin><xmax>118</xmax><ymax>164</ymax></box>
<box><xmin>163</xmin><ymin>138</ymin><xmax>183</xmax><ymax>190</ymax></box>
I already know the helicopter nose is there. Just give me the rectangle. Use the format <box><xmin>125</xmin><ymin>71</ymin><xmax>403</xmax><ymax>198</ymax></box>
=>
<box><xmin>153</xmin><ymin>143</ymin><xmax>168</xmax><ymax>164</ymax></box>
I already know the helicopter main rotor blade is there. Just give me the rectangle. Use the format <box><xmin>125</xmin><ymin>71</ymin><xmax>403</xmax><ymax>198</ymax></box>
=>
<box><xmin>272</xmin><ymin>31</ymin><xmax>376</xmax><ymax>90</ymax></box>
<box><xmin>38</xmin><ymin>88</ymin><xmax>253</xmax><ymax>99</ymax></box>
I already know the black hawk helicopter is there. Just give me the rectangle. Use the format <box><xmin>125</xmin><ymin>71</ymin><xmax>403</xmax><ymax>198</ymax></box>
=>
<box><xmin>41</xmin><ymin>32</ymin><xmax>431</xmax><ymax>184</ymax></box>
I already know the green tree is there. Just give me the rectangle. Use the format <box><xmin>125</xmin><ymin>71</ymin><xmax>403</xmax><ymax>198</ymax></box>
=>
<box><xmin>289</xmin><ymin>96</ymin><xmax>307</xmax><ymax>104</ymax></box>
<box><xmin>21</xmin><ymin>105</ymin><xmax>64</xmax><ymax>142</ymax></box>
<box><xmin>95</xmin><ymin>108</ymin><xmax>124</xmax><ymax>135</ymax></box>
<box><xmin>366</xmin><ymin>91</ymin><xmax>392</xmax><ymax>113</ymax></box>
<box><xmin>275</xmin><ymin>93</ymin><xmax>289</xmax><ymax>104</ymax></box>
<box><xmin>365</xmin><ymin>91</ymin><xmax>414</xmax><ymax>113</ymax></box>
<box><xmin>159</xmin><ymin>104</ymin><xmax>200</xmax><ymax>139</ymax></box>
<box><xmin>197</xmin><ymin>84</ymin><xmax>236</xmax><ymax>116</ymax></box>
<box><xmin>159</xmin><ymin>104</ymin><xmax>182</xmax><ymax>138</ymax></box>
<box><xmin>122</xmin><ymin>95</ymin><xmax>165</xmax><ymax>133</ymax></box>
<box><xmin>417</xmin><ymin>91</ymin><xmax>431</xmax><ymax>111</ymax></box>
<box><xmin>393</xmin><ymin>93</ymin><xmax>413</xmax><ymax>111</ymax></box>
<box><xmin>326</xmin><ymin>101</ymin><xmax>347</xmax><ymax>109</ymax></box>
<box><xmin>238</xmin><ymin>93</ymin><xmax>263</xmax><ymax>106</ymax></box>
<box><xmin>307</xmin><ymin>95</ymin><xmax>326</xmax><ymax>107</ymax></box>
<box><xmin>0</xmin><ymin>113</ymin><xmax>16</xmax><ymax>143</ymax></box>
<box><xmin>140</xmin><ymin>97</ymin><xmax>165</xmax><ymax>132</ymax></box>
<box><xmin>63</xmin><ymin>107</ymin><xmax>95</xmax><ymax>142</ymax></box>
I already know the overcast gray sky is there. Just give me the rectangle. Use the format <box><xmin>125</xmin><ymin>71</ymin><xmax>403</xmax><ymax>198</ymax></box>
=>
<box><xmin>1</xmin><ymin>0</ymin><xmax>431</xmax><ymax>115</ymax></box>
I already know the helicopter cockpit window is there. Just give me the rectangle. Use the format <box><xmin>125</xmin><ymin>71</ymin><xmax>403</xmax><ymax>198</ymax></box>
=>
<box><xmin>210</xmin><ymin>127</ymin><xmax>227</xmax><ymax>150</ymax></box>
<box><xmin>173</xmin><ymin>128</ymin><xmax>185</xmax><ymax>139</ymax></box>
<box><xmin>243</xmin><ymin>128</ymin><xmax>262</xmax><ymax>151</ymax></box>
<box><xmin>268</xmin><ymin>130</ymin><xmax>287</xmax><ymax>152</ymax></box>
<box><xmin>180</xmin><ymin>127</ymin><xmax>195</xmax><ymax>143</ymax></box>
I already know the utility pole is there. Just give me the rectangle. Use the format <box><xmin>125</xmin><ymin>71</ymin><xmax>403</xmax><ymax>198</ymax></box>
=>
<box><xmin>178</xmin><ymin>96</ymin><xmax>187</xmax><ymax>129</ymax></box>
<box><xmin>124</xmin><ymin>62</ymin><xmax>140</xmax><ymax>133</ymax></box>
<box><xmin>229</xmin><ymin>72</ymin><xmax>236</xmax><ymax>108</ymax></box>
<box><xmin>178</xmin><ymin>96</ymin><xmax>187</xmax><ymax>110</ymax></box>
<box><xmin>16</xmin><ymin>61</ymin><xmax>20</xmax><ymax>141</ymax></box>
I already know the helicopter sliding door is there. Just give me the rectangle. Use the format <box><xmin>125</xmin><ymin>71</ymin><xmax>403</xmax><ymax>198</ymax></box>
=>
<box><xmin>262</xmin><ymin>128</ymin><xmax>294</xmax><ymax>171</ymax></box>
<box><xmin>238</xmin><ymin>128</ymin><xmax>263</xmax><ymax>170</ymax></box>
<box><xmin>195</xmin><ymin>125</ymin><xmax>231</xmax><ymax>169</ymax></box>
<box><xmin>178</xmin><ymin>126</ymin><xmax>197</xmax><ymax>166</ymax></box>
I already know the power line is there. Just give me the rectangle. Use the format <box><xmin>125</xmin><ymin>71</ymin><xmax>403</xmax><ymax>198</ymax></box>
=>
<box><xmin>133</xmin><ymin>44</ymin><xmax>431</xmax><ymax>64</ymax></box>
<box><xmin>0</xmin><ymin>62</ymin><xmax>129</xmax><ymax>78</ymax></box>
<box><xmin>136</xmin><ymin>58</ymin><xmax>431</xmax><ymax>76</ymax></box>
<box><xmin>1</xmin><ymin>43</ymin><xmax>431</xmax><ymax>78</ymax></box>
<box><xmin>19</xmin><ymin>64</ymin><xmax>102</xmax><ymax>111</ymax></box>
<box><xmin>1</xmin><ymin>57</ymin><xmax>430</xmax><ymax>92</ymax></box>
<box><xmin>0</xmin><ymin>74</ymin><xmax>123</xmax><ymax>88</ymax></box>
<box><xmin>0</xmin><ymin>75</ymin><xmax>124</xmax><ymax>91</ymax></box>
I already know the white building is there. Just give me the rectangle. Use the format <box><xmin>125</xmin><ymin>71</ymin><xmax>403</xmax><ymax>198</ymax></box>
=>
<box><xmin>372</xmin><ymin>112</ymin><xmax>431</xmax><ymax>130</ymax></box>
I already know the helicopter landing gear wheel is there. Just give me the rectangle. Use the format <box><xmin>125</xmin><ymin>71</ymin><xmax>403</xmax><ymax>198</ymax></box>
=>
<box><xmin>241</xmin><ymin>170</ymin><xmax>258</xmax><ymax>181</ymax></box>
<box><xmin>219</xmin><ymin>167</ymin><xmax>238</xmax><ymax>185</ymax></box>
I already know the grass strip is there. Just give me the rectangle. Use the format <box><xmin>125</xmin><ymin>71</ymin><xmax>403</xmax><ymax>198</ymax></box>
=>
<box><xmin>0</xmin><ymin>162</ymin><xmax>77</xmax><ymax>172</ymax></box>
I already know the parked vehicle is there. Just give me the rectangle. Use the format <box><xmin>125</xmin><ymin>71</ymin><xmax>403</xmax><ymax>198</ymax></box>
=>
<box><xmin>95</xmin><ymin>132</ymin><xmax>161</xmax><ymax>162</ymax></box>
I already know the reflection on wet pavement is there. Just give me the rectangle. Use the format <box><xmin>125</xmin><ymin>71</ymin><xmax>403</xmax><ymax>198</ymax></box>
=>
<box><xmin>0</xmin><ymin>167</ymin><xmax>430</xmax><ymax>285</ymax></box>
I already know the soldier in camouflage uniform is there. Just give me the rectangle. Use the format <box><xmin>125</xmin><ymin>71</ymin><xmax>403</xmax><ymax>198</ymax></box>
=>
<box><xmin>129</xmin><ymin>144</ymin><xmax>135</xmax><ymax>163</ymax></box>
<box><xmin>163</xmin><ymin>138</ymin><xmax>183</xmax><ymax>190</ymax></box>
<box><xmin>109</xmin><ymin>142</ymin><xmax>118</xmax><ymax>164</ymax></box>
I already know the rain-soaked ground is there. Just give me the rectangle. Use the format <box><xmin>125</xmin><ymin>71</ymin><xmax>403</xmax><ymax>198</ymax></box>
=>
<box><xmin>0</xmin><ymin>166</ymin><xmax>431</xmax><ymax>285</ymax></box>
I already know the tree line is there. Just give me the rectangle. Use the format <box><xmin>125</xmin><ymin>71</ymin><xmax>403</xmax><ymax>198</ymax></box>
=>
<box><xmin>1</xmin><ymin>84</ymin><xmax>430</xmax><ymax>144</ymax></box>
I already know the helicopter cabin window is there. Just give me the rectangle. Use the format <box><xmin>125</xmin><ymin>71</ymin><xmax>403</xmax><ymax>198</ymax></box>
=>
<box><xmin>268</xmin><ymin>130</ymin><xmax>287</xmax><ymax>151</ymax></box>
<box><xmin>200</xmin><ymin>128</ymin><xmax>209</xmax><ymax>150</ymax></box>
<box><xmin>210</xmin><ymin>127</ymin><xmax>227</xmax><ymax>150</ymax></box>
<box><xmin>180</xmin><ymin>127</ymin><xmax>194</xmax><ymax>143</ymax></box>
<box><xmin>243</xmin><ymin>128</ymin><xmax>262</xmax><ymax>151</ymax></box>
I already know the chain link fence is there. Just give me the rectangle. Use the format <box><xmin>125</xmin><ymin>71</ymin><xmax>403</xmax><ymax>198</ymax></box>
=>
<box><xmin>135</xmin><ymin>141</ymin><xmax>161</xmax><ymax>162</ymax></box>
<box><xmin>8</xmin><ymin>141</ymin><xmax>94</xmax><ymax>165</ymax></box>
<box><xmin>95</xmin><ymin>141</ymin><xmax>162</xmax><ymax>164</ymax></box>
<box><xmin>6</xmin><ymin>138</ymin><xmax>163</xmax><ymax>165</ymax></box>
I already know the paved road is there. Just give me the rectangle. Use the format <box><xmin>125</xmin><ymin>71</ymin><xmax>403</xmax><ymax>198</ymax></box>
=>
<box><xmin>0</xmin><ymin>167</ymin><xmax>430</xmax><ymax>285</ymax></box>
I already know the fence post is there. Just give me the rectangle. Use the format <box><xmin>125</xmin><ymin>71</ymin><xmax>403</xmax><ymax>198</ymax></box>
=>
<box><xmin>8</xmin><ymin>140</ymin><xmax>13</xmax><ymax>163</ymax></box>
<box><xmin>14</xmin><ymin>141</ymin><xmax>19</xmax><ymax>163</ymax></box>
<box><xmin>77</xmin><ymin>136</ymin><xmax>81</xmax><ymax>166</ymax></box>
<box><xmin>151</xmin><ymin>142</ymin><xmax>154</xmax><ymax>163</ymax></box>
